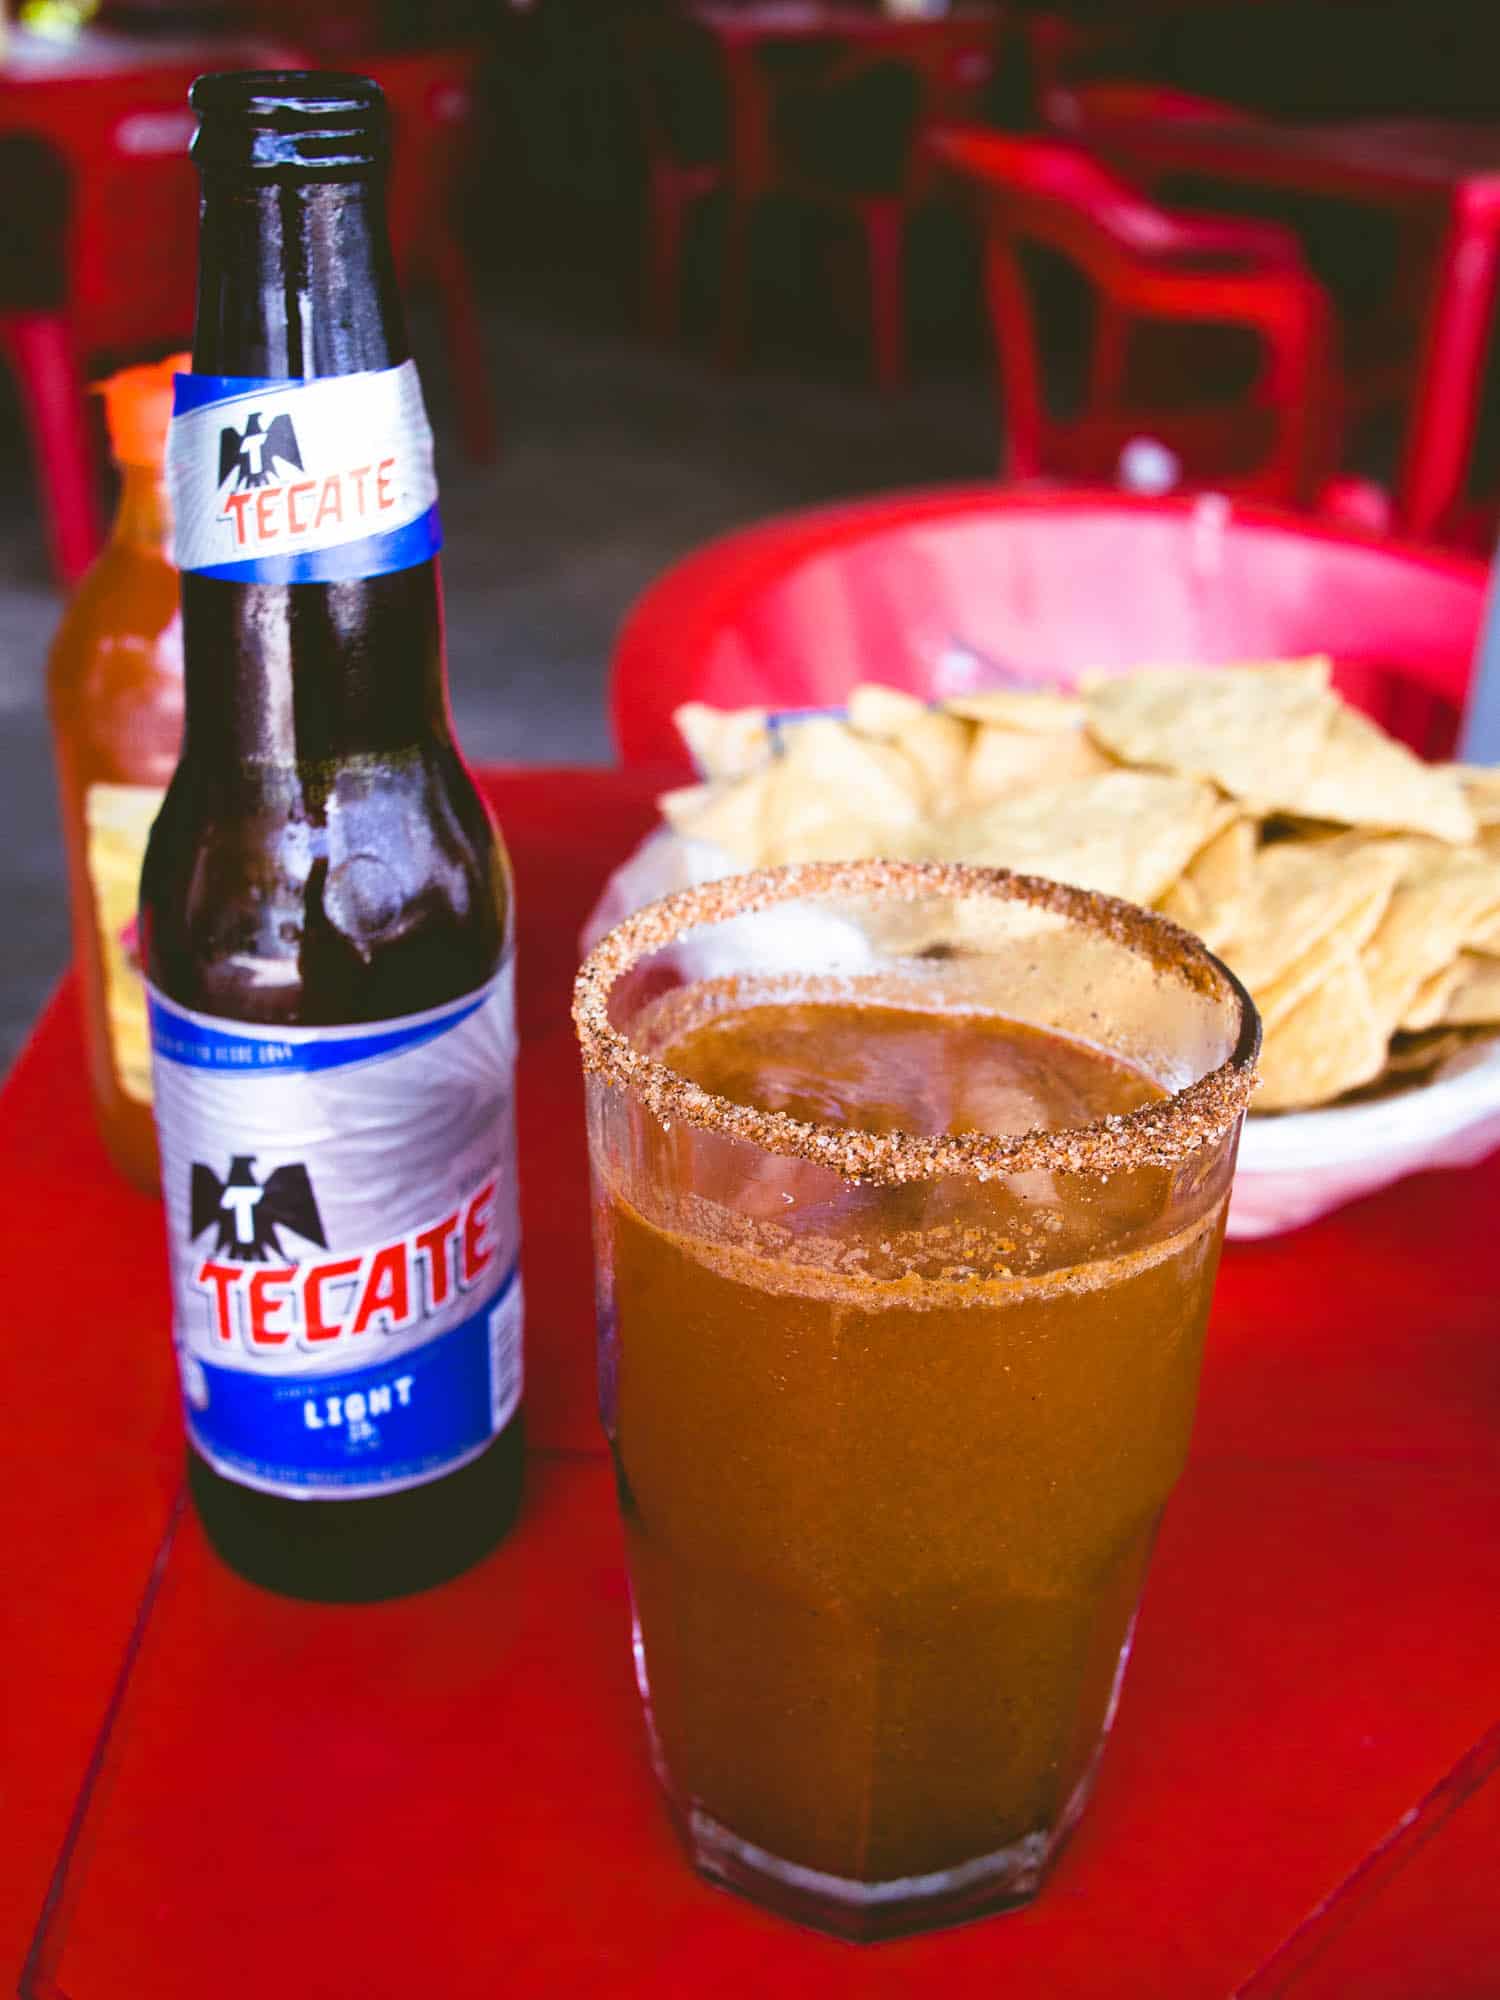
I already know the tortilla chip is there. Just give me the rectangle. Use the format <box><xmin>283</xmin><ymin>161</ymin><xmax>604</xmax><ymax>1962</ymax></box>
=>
<box><xmin>673</xmin><ymin>701</ymin><xmax>769</xmax><ymax>783</ymax></box>
<box><xmin>660</xmin><ymin>770</ymin><xmax>772</xmax><ymax>862</ymax></box>
<box><xmin>758</xmin><ymin>719</ymin><xmax>925</xmax><ymax>864</ymax></box>
<box><xmin>845</xmin><ymin>683</ymin><xmax>973</xmax><ymax>805</ymax></box>
<box><xmin>1400</xmin><ymin>958</ymin><xmax>1468</xmax><ymax>1032</ymax></box>
<box><xmin>1084</xmin><ymin>660</ymin><xmax>1335</xmax><ymax>806</ymax></box>
<box><xmin>658</xmin><ymin>781</ymin><xmax>713</xmax><ymax>830</ymax></box>
<box><xmin>1186</xmin><ymin>815</ymin><xmax>1256</xmax><ymax>903</ymax></box>
<box><xmin>762</xmin><ymin>816</ymin><xmax>920</xmax><ymax>864</ymax></box>
<box><xmin>1156</xmin><ymin>874</ymin><xmax>1206</xmax><ymax>934</ymax></box>
<box><xmin>1447</xmin><ymin>764</ymin><xmax>1500</xmax><ymax>828</ymax></box>
<box><xmin>942</xmin><ymin>689</ymin><xmax>1085</xmax><ymax>732</ymax></box>
<box><xmin>936</xmin><ymin>771</ymin><xmax>1232</xmax><ymax>906</ymax></box>
<box><xmin>1295</xmin><ymin>704</ymin><xmax>1475</xmax><ymax>844</ymax></box>
<box><xmin>1362</xmin><ymin>845</ymin><xmax>1500</xmax><ymax>1029</ymax></box>
<box><xmin>894</xmin><ymin>710</ymin><xmax>974</xmax><ymax>808</ymax></box>
<box><xmin>1085</xmin><ymin>661</ymin><xmax>1474</xmax><ymax>842</ymax></box>
<box><xmin>1252</xmin><ymin>866</ymin><xmax>1401</xmax><ymax>1032</ymax></box>
<box><xmin>1222</xmin><ymin>835</ymin><xmax>1408</xmax><ymax>998</ymax></box>
<box><xmin>1441</xmin><ymin>953</ymin><xmax>1500</xmax><ymax>1026</ymax></box>
<box><xmin>846</xmin><ymin>683</ymin><xmax>929</xmax><ymax>739</ymax></box>
<box><xmin>782</xmin><ymin>717</ymin><xmax>924</xmax><ymax>815</ymax></box>
<box><xmin>962</xmin><ymin>723</ymin><xmax>1112</xmax><ymax>809</ymax></box>
<box><xmin>1178</xmin><ymin>817</ymin><xmax>1257</xmax><ymax>950</ymax></box>
<box><xmin>1255</xmin><ymin>949</ymin><xmax>1389</xmax><ymax>1111</ymax></box>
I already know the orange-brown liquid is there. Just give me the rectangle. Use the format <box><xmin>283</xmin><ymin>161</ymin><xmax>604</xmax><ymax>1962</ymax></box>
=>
<box><xmin>604</xmin><ymin>1001</ymin><xmax>1227</xmax><ymax>1893</ymax></box>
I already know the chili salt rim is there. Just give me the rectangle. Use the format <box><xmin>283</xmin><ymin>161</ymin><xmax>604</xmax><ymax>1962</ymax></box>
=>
<box><xmin>572</xmin><ymin>860</ymin><xmax>1260</xmax><ymax>1185</ymax></box>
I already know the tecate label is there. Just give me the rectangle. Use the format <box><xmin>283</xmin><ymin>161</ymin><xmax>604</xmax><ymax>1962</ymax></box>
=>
<box><xmin>167</xmin><ymin>360</ymin><xmax>442</xmax><ymax>584</ymax></box>
<box><xmin>148</xmin><ymin>970</ymin><xmax>522</xmax><ymax>1500</ymax></box>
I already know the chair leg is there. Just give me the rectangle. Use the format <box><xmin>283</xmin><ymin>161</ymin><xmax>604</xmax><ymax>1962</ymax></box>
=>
<box><xmin>0</xmin><ymin>312</ymin><xmax>103</xmax><ymax>585</ymax></box>
<box><xmin>983</xmin><ymin>237</ymin><xmax>1046</xmax><ymax>480</ymax></box>
<box><xmin>863</xmin><ymin>201</ymin><xmax>908</xmax><ymax>395</ymax></box>
<box><xmin>429</xmin><ymin>229</ymin><xmax>498</xmax><ymax>465</ymax></box>
<box><xmin>717</xmin><ymin>191</ymin><xmax>753</xmax><ymax>373</ymax></box>
<box><xmin>645</xmin><ymin>172</ymin><xmax>689</xmax><ymax>342</ymax></box>
<box><xmin>1088</xmin><ymin>303</ymin><xmax>1130</xmax><ymax>412</ymax></box>
<box><xmin>1255</xmin><ymin>286</ymin><xmax>1336</xmax><ymax>509</ymax></box>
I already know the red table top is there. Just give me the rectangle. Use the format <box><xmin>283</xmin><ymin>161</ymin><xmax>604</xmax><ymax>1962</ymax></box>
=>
<box><xmin>7</xmin><ymin>765</ymin><xmax>1500</xmax><ymax>1998</ymax></box>
<box><xmin>1099</xmin><ymin>115</ymin><xmax>1500</xmax><ymax>214</ymax></box>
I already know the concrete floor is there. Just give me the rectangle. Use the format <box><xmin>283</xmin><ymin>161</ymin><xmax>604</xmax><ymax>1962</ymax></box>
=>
<box><xmin>0</xmin><ymin>285</ymin><xmax>994</xmax><ymax>1075</ymax></box>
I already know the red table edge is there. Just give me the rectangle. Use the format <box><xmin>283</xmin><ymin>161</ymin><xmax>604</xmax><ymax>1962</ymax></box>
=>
<box><xmin>1238</xmin><ymin>1716</ymin><xmax>1500</xmax><ymax>1996</ymax></box>
<box><xmin>22</xmin><ymin>1453</ymin><xmax>1500</xmax><ymax>1999</ymax></box>
<box><xmin>19</xmin><ymin>1495</ymin><xmax>185</xmax><ymax>2000</ymax></box>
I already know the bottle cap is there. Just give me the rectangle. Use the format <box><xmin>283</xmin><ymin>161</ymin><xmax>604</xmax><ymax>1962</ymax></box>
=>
<box><xmin>98</xmin><ymin>352</ymin><xmax>191</xmax><ymax>470</ymax></box>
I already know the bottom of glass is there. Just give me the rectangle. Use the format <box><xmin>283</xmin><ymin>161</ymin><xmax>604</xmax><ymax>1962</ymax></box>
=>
<box><xmin>632</xmin><ymin>1597</ymin><xmax>1138</xmax><ymax>1941</ymax></box>
<box><xmin>676</xmin><ymin>1761</ymin><xmax>1097</xmax><ymax>1943</ymax></box>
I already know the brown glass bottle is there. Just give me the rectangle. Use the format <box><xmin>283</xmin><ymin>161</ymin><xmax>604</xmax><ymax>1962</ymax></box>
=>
<box><xmin>140</xmin><ymin>73</ymin><xmax>523</xmax><ymax>1601</ymax></box>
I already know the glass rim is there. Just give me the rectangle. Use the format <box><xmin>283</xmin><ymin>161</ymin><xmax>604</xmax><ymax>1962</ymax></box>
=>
<box><xmin>572</xmin><ymin>860</ymin><xmax>1261</xmax><ymax>1186</ymax></box>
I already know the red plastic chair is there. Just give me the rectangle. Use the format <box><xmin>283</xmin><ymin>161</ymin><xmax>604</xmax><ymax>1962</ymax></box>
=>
<box><xmin>1038</xmin><ymin>83</ymin><xmax>1422</xmax><ymax>501</ymax></box>
<box><xmin>0</xmin><ymin>310</ymin><xmax>100</xmax><ymax>585</ymax></box>
<box><xmin>762</xmin><ymin>23</ymin><xmax>1005</xmax><ymax>392</ymax></box>
<box><xmin>1042</xmin><ymin>82</ymin><xmax>1254</xmax><ymax>138</ymax></box>
<box><xmin>617</xmin><ymin>14</ymin><xmax>731</xmax><ymax>342</ymax></box>
<box><xmin>610</xmin><ymin>488</ymin><xmax>1484</xmax><ymax>772</ymax></box>
<box><xmin>1022</xmin><ymin>10</ymin><xmax>1145</xmax><ymax>107</ymax></box>
<box><xmin>0</xmin><ymin>129</ymin><xmax>98</xmax><ymax>584</ymax></box>
<box><xmin>932</xmin><ymin>126</ymin><xmax>1337</xmax><ymax>508</ymax></box>
<box><xmin>0</xmin><ymin>67</ymin><xmax>204</xmax><ymax>581</ymax></box>
<box><xmin>625</xmin><ymin>16</ymin><xmax>1003</xmax><ymax>388</ymax></box>
<box><xmin>0</xmin><ymin>43</ymin><xmax>492</xmax><ymax>584</ymax></box>
<box><xmin>362</xmin><ymin>45</ymin><xmax>498</xmax><ymax>463</ymax></box>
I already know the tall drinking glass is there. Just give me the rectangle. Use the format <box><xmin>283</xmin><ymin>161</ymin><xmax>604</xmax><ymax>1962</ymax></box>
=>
<box><xmin>574</xmin><ymin>861</ymin><xmax>1258</xmax><ymax>1940</ymax></box>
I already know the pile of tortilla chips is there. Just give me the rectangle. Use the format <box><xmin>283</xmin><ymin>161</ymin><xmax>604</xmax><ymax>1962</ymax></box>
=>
<box><xmin>661</xmin><ymin>661</ymin><xmax>1500</xmax><ymax>1113</ymax></box>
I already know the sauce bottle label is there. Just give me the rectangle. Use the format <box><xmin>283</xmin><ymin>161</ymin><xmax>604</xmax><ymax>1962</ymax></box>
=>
<box><xmin>146</xmin><ymin>969</ymin><xmax>522</xmax><ymax>1499</ymax></box>
<box><xmin>85</xmin><ymin>781</ymin><xmax>166</xmax><ymax>1104</ymax></box>
<box><xmin>166</xmin><ymin>360</ymin><xmax>443</xmax><ymax>584</ymax></box>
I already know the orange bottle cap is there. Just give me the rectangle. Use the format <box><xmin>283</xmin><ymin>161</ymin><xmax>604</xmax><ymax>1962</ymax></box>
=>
<box><xmin>97</xmin><ymin>351</ymin><xmax>191</xmax><ymax>469</ymax></box>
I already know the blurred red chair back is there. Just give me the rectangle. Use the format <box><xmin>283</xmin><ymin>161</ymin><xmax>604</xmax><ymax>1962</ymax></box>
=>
<box><xmin>765</xmin><ymin>20</ymin><xmax>1004</xmax><ymax>389</ymax></box>
<box><xmin>0</xmin><ymin>70</ymin><xmax>203</xmax><ymax>580</ymax></box>
<box><xmin>1043</xmin><ymin>82</ymin><xmax>1252</xmax><ymax>136</ymax></box>
<box><xmin>615</xmin><ymin>13</ymin><xmax>729</xmax><ymax>340</ymax></box>
<box><xmin>4</xmin><ymin>41</ymin><xmax>494</xmax><ymax>584</ymax></box>
<box><xmin>611</xmin><ymin>489</ymin><xmax>1484</xmax><ymax>772</ymax></box>
<box><xmin>933</xmin><ymin>125</ymin><xmax>1336</xmax><ymax>507</ymax></box>
<box><xmin>62</xmin><ymin>72</ymin><xmax>201</xmax><ymax>361</ymax></box>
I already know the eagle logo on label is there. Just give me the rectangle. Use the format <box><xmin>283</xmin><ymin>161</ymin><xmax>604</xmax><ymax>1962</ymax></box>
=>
<box><xmin>218</xmin><ymin>411</ymin><xmax>304</xmax><ymax>493</ymax></box>
<box><xmin>191</xmin><ymin>1155</ymin><xmax>328</xmax><ymax>1262</ymax></box>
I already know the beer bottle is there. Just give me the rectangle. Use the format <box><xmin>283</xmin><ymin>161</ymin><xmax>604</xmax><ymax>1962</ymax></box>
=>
<box><xmin>141</xmin><ymin>73</ymin><xmax>524</xmax><ymax>1601</ymax></box>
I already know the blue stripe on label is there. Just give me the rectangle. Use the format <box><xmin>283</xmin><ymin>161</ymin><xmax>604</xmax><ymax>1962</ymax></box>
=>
<box><xmin>148</xmin><ymin>986</ymin><xmax>490</xmax><ymax>1075</ymax></box>
<box><xmin>186</xmin><ymin>503</ymin><xmax>443</xmax><ymax>585</ymax></box>
<box><xmin>185</xmin><ymin>1266</ymin><xmax>517</xmax><ymax>1494</ymax></box>
<box><xmin>175</xmin><ymin>372</ymin><xmax>306</xmax><ymax>415</ymax></box>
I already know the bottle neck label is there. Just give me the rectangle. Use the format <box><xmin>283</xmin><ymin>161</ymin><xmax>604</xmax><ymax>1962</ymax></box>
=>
<box><xmin>147</xmin><ymin>969</ymin><xmax>522</xmax><ymax>1500</ymax></box>
<box><xmin>167</xmin><ymin>360</ymin><xmax>443</xmax><ymax>584</ymax></box>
